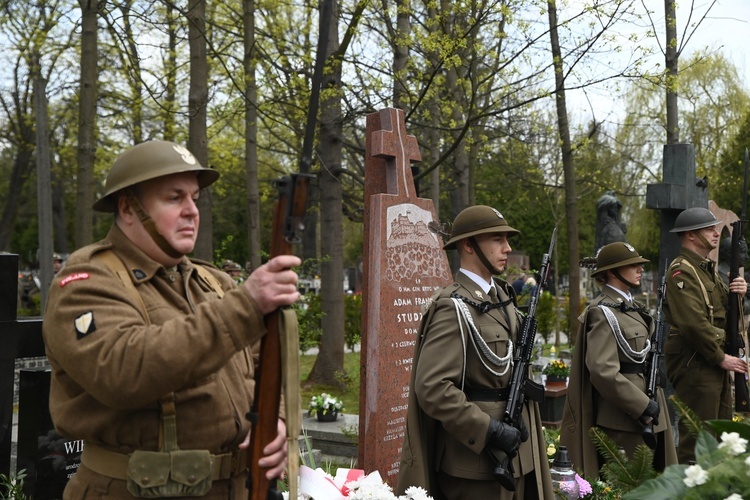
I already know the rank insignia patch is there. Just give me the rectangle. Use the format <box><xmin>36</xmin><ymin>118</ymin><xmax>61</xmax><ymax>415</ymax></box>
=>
<box><xmin>75</xmin><ymin>312</ymin><xmax>96</xmax><ymax>339</ymax></box>
<box><xmin>475</xmin><ymin>290</ymin><xmax>484</xmax><ymax>299</ymax></box>
<box><xmin>672</xmin><ymin>270</ymin><xmax>682</xmax><ymax>278</ymax></box>
<box><xmin>677</xmin><ymin>281</ymin><xmax>685</xmax><ymax>290</ymax></box>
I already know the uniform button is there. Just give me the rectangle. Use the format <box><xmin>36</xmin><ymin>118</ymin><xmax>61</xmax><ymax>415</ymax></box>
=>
<box><xmin>169</xmin><ymin>275</ymin><xmax>176</xmax><ymax>282</ymax></box>
<box><xmin>142</xmin><ymin>477</ymin><xmax>150</xmax><ymax>484</ymax></box>
<box><xmin>188</xmin><ymin>474</ymin><xmax>196</xmax><ymax>483</ymax></box>
<box><xmin>469</xmin><ymin>438</ymin><xmax>475</xmax><ymax>445</ymax></box>
<box><xmin>496</xmin><ymin>333</ymin><xmax>500</xmax><ymax>338</ymax></box>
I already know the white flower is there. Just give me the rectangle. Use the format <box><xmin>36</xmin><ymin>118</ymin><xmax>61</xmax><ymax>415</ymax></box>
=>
<box><xmin>745</xmin><ymin>454</ymin><xmax>750</xmax><ymax>468</ymax></box>
<box><xmin>683</xmin><ymin>464</ymin><xmax>709</xmax><ymax>487</ymax></box>
<box><xmin>724</xmin><ymin>494</ymin><xmax>743</xmax><ymax>500</ymax></box>
<box><xmin>403</xmin><ymin>486</ymin><xmax>432</xmax><ymax>500</ymax></box>
<box><xmin>718</xmin><ymin>432</ymin><xmax>748</xmax><ymax>455</ymax></box>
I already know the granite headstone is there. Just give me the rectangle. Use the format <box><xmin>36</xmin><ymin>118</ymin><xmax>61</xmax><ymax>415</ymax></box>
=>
<box><xmin>359</xmin><ymin>108</ymin><xmax>453</xmax><ymax>486</ymax></box>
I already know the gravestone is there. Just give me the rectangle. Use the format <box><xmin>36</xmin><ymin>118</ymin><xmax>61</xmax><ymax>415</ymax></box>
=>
<box><xmin>17</xmin><ymin>368</ymin><xmax>82</xmax><ymax>499</ymax></box>
<box><xmin>1</xmin><ymin>255</ymin><xmax>44</xmax><ymax>475</ymax></box>
<box><xmin>359</xmin><ymin>108</ymin><xmax>453</xmax><ymax>486</ymax></box>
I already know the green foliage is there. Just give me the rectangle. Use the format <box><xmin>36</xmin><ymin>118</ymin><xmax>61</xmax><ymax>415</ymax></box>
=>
<box><xmin>536</xmin><ymin>291</ymin><xmax>556</xmax><ymax>342</ymax></box>
<box><xmin>590</xmin><ymin>427</ymin><xmax>657</xmax><ymax>494</ymax></box>
<box><xmin>296</xmin><ymin>293</ymin><xmax>323</xmax><ymax>352</ymax></box>
<box><xmin>344</xmin><ymin>293</ymin><xmax>362</xmax><ymax>352</ymax></box>
<box><xmin>0</xmin><ymin>469</ymin><xmax>27</xmax><ymax>500</ymax></box>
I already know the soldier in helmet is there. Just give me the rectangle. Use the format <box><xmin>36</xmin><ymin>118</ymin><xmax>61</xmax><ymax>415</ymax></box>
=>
<box><xmin>397</xmin><ymin>205</ymin><xmax>553</xmax><ymax>499</ymax></box>
<box><xmin>43</xmin><ymin>141</ymin><xmax>300</xmax><ymax>498</ymax></box>
<box><xmin>53</xmin><ymin>253</ymin><xmax>64</xmax><ymax>274</ymax></box>
<box><xmin>221</xmin><ymin>259</ymin><xmax>245</xmax><ymax>284</ymax></box>
<box><xmin>664</xmin><ymin>207</ymin><xmax>748</xmax><ymax>463</ymax></box>
<box><xmin>560</xmin><ymin>242</ymin><xmax>677</xmax><ymax>478</ymax></box>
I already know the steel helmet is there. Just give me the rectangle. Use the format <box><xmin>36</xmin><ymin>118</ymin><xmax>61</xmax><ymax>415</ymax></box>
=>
<box><xmin>221</xmin><ymin>260</ymin><xmax>242</xmax><ymax>272</ymax></box>
<box><xmin>670</xmin><ymin>207</ymin><xmax>721</xmax><ymax>233</ymax></box>
<box><xmin>443</xmin><ymin>205</ymin><xmax>520</xmax><ymax>250</ymax></box>
<box><xmin>93</xmin><ymin>140</ymin><xmax>220</xmax><ymax>212</ymax></box>
<box><xmin>591</xmin><ymin>242</ymin><xmax>649</xmax><ymax>276</ymax></box>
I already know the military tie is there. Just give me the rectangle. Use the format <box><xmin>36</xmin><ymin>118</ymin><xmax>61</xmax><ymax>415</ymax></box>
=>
<box><xmin>489</xmin><ymin>286</ymin><xmax>499</xmax><ymax>304</ymax></box>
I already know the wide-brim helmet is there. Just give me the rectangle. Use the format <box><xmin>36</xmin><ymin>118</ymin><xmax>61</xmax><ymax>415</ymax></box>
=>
<box><xmin>93</xmin><ymin>140</ymin><xmax>220</xmax><ymax>212</ymax></box>
<box><xmin>670</xmin><ymin>207</ymin><xmax>721</xmax><ymax>233</ymax></box>
<box><xmin>443</xmin><ymin>205</ymin><xmax>520</xmax><ymax>250</ymax></box>
<box><xmin>591</xmin><ymin>242</ymin><xmax>649</xmax><ymax>276</ymax></box>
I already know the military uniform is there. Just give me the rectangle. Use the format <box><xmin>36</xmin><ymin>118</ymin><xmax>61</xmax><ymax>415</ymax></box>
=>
<box><xmin>560</xmin><ymin>286</ymin><xmax>676</xmax><ymax>477</ymax></box>
<box><xmin>44</xmin><ymin>225</ymin><xmax>273</xmax><ymax>498</ymax></box>
<box><xmin>664</xmin><ymin>247</ymin><xmax>731</xmax><ymax>463</ymax></box>
<box><xmin>397</xmin><ymin>271</ymin><xmax>553</xmax><ymax>499</ymax></box>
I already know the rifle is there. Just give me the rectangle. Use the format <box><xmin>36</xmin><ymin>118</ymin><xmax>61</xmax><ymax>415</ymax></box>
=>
<box><xmin>492</xmin><ymin>228</ymin><xmax>556</xmax><ymax>491</ymax></box>
<box><xmin>642</xmin><ymin>263</ymin><xmax>667</xmax><ymax>448</ymax></box>
<box><xmin>725</xmin><ymin>147</ymin><xmax>750</xmax><ymax>412</ymax></box>
<box><xmin>247</xmin><ymin>173</ymin><xmax>313</xmax><ymax>500</ymax></box>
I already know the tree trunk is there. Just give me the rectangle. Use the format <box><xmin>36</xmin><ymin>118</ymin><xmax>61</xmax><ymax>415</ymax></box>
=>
<box><xmin>164</xmin><ymin>2</ymin><xmax>178</xmax><ymax>141</ymax></box>
<box><xmin>243</xmin><ymin>0</ymin><xmax>261</xmax><ymax>272</ymax></box>
<box><xmin>548</xmin><ymin>0</ymin><xmax>580</xmax><ymax>346</ymax></box>
<box><xmin>307</xmin><ymin>0</ymin><xmax>345</xmax><ymax>389</ymax></box>
<box><xmin>664</xmin><ymin>0</ymin><xmax>679</xmax><ymax>144</ymax></box>
<box><xmin>187</xmin><ymin>0</ymin><xmax>213</xmax><ymax>261</ymax></box>
<box><xmin>76</xmin><ymin>0</ymin><xmax>100</xmax><ymax>248</ymax></box>
<box><xmin>392</xmin><ymin>0</ymin><xmax>410</xmax><ymax>109</ymax></box>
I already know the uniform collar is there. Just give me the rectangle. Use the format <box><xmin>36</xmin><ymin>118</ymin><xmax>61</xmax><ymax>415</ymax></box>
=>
<box><xmin>105</xmin><ymin>224</ymin><xmax>192</xmax><ymax>283</ymax></box>
<box><xmin>459</xmin><ymin>268</ymin><xmax>494</xmax><ymax>295</ymax></box>
<box><xmin>605</xmin><ymin>284</ymin><xmax>632</xmax><ymax>303</ymax></box>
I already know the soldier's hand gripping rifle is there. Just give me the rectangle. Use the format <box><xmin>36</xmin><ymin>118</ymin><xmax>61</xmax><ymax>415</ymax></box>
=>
<box><xmin>247</xmin><ymin>173</ymin><xmax>313</xmax><ymax>500</ymax></box>
<box><xmin>725</xmin><ymin>147</ymin><xmax>750</xmax><ymax>412</ymax></box>
<box><xmin>642</xmin><ymin>265</ymin><xmax>667</xmax><ymax>448</ymax></box>
<box><xmin>491</xmin><ymin>228</ymin><xmax>556</xmax><ymax>491</ymax></box>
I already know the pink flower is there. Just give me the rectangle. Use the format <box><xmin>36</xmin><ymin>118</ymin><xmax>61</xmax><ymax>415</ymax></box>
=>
<box><xmin>575</xmin><ymin>474</ymin><xmax>592</xmax><ymax>497</ymax></box>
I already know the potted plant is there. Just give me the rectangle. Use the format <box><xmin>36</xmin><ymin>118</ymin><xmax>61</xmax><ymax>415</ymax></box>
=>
<box><xmin>309</xmin><ymin>393</ymin><xmax>344</xmax><ymax>422</ymax></box>
<box><xmin>543</xmin><ymin>359</ymin><xmax>570</xmax><ymax>386</ymax></box>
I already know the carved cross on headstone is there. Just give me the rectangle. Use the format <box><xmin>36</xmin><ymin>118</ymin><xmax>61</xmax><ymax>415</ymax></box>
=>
<box><xmin>369</xmin><ymin>108</ymin><xmax>422</xmax><ymax>198</ymax></box>
<box><xmin>359</xmin><ymin>108</ymin><xmax>452</xmax><ymax>487</ymax></box>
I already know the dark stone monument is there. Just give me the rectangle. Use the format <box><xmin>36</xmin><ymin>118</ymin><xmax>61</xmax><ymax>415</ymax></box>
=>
<box><xmin>17</xmin><ymin>368</ymin><xmax>82</xmax><ymax>499</ymax></box>
<box><xmin>595</xmin><ymin>190</ymin><xmax>627</xmax><ymax>251</ymax></box>
<box><xmin>646</xmin><ymin>144</ymin><xmax>709</xmax><ymax>276</ymax></box>
<box><xmin>0</xmin><ymin>254</ymin><xmax>77</xmax><ymax>497</ymax></box>
<box><xmin>359</xmin><ymin>108</ymin><xmax>453</xmax><ymax>486</ymax></box>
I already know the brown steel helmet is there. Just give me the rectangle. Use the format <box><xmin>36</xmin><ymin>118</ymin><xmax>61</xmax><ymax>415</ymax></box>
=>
<box><xmin>92</xmin><ymin>140</ymin><xmax>220</xmax><ymax>212</ymax></box>
<box><xmin>443</xmin><ymin>205</ymin><xmax>520</xmax><ymax>250</ymax></box>
<box><xmin>670</xmin><ymin>207</ymin><xmax>721</xmax><ymax>233</ymax></box>
<box><xmin>592</xmin><ymin>242</ymin><xmax>649</xmax><ymax>276</ymax></box>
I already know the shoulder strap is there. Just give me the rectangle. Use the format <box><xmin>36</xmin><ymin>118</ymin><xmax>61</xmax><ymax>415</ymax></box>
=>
<box><xmin>195</xmin><ymin>265</ymin><xmax>225</xmax><ymax>298</ymax></box>
<box><xmin>676</xmin><ymin>258</ymin><xmax>714</xmax><ymax>324</ymax></box>
<box><xmin>95</xmin><ymin>249</ymin><xmax>150</xmax><ymax>325</ymax></box>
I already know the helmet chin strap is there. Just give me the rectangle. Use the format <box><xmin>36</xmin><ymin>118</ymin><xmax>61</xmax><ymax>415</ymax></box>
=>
<box><xmin>469</xmin><ymin>237</ymin><xmax>502</xmax><ymax>276</ymax></box>
<box><xmin>125</xmin><ymin>191</ymin><xmax>184</xmax><ymax>260</ymax></box>
<box><xmin>611</xmin><ymin>269</ymin><xmax>639</xmax><ymax>290</ymax></box>
<box><xmin>694</xmin><ymin>231</ymin><xmax>717</xmax><ymax>252</ymax></box>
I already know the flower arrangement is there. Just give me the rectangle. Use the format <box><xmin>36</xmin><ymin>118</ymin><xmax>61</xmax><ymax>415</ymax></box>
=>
<box><xmin>308</xmin><ymin>393</ymin><xmax>344</xmax><ymax>416</ymax></box>
<box><xmin>294</xmin><ymin>466</ymin><xmax>433</xmax><ymax>499</ymax></box>
<box><xmin>624</xmin><ymin>423</ymin><xmax>750</xmax><ymax>499</ymax></box>
<box><xmin>543</xmin><ymin>359</ymin><xmax>570</xmax><ymax>378</ymax></box>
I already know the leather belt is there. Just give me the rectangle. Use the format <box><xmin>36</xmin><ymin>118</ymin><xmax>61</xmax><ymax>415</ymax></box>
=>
<box><xmin>464</xmin><ymin>386</ymin><xmax>510</xmax><ymax>402</ymax></box>
<box><xmin>619</xmin><ymin>362</ymin><xmax>647</xmax><ymax>374</ymax></box>
<box><xmin>80</xmin><ymin>442</ymin><xmax>247</xmax><ymax>481</ymax></box>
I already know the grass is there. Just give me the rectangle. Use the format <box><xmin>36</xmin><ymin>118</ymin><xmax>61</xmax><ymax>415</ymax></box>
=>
<box><xmin>300</xmin><ymin>351</ymin><xmax>361</xmax><ymax>415</ymax></box>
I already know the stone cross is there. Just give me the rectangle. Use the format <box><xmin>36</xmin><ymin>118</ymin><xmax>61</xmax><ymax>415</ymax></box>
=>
<box><xmin>359</xmin><ymin>108</ymin><xmax>453</xmax><ymax>486</ymax></box>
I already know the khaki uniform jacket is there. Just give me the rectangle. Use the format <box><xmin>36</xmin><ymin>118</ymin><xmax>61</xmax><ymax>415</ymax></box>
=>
<box><xmin>44</xmin><ymin>225</ymin><xmax>272</xmax><ymax>496</ymax></box>
<box><xmin>664</xmin><ymin>248</ymin><xmax>728</xmax><ymax>371</ymax></box>
<box><xmin>397</xmin><ymin>272</ymin><xmax>553</xmax><ymax>498</ymax></box>
<box><xmin>560</xmin><ymin>287</ymin><xmax>675</xmax><ymax>478</ymax></box>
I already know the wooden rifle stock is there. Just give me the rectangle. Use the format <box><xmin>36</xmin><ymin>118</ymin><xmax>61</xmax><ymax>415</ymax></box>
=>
<box><xmin>247</xmin><ymin>173</ymin><xmax>313</xmax><ymax>500</ymax></box>
<box><xmin>726</xmin><ymin>148</ymin><xmax>750</xmax><ymax>412</ymax></box>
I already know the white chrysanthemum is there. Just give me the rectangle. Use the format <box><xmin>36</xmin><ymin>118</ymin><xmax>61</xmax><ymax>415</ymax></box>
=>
<box><xmin>348</xmin><ymin>479</ymin><xmax>396</xmax><ymax>499</ymax></box>
<box><xmin>403</xmin><ymin>485</ymin><xmax>433</xmax><ymax>500</ymax></box>
<box><xmin>683</xmin><ymin>464</ymin><xmax>709</xmax><ymax>487</ymax></box>
<box><xmin>724</xmin><ymin>494</ymin><xmax>743</xmax><ymax>500</ymax></box>
<box><xmin>718</xmin><ymin>432</ymin><xmax>748</xmax><ymax>455</ymax></box>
